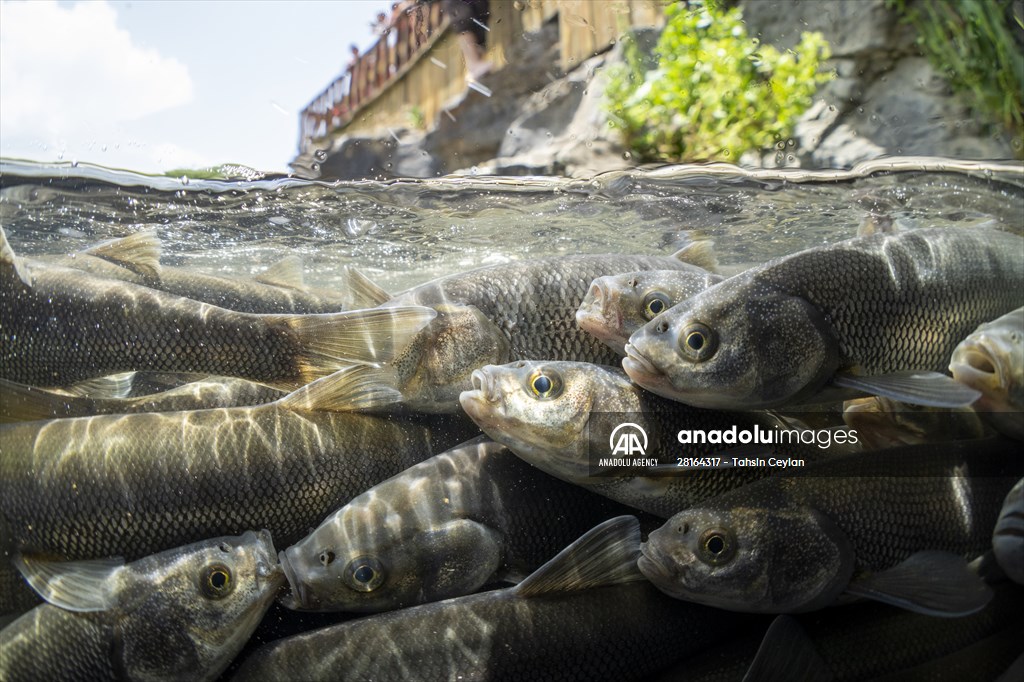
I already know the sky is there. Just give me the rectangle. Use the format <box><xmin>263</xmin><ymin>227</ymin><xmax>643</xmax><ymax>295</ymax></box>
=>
<box><xmin>0</xmin><ymin>0</ymin><xmax>389</xmax><ymax>174</ymax></box>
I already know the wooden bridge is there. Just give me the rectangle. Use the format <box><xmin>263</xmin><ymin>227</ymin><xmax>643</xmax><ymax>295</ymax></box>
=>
<box><xmin>296</xmin><ymin>0</ymin><xmax>667</xmax><ymax>159</ymax></box>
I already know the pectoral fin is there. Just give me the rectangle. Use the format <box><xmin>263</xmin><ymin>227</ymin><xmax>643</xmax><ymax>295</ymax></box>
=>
<box><xmin>742</xmin><ymin>616</ymin><xmax>833</xmax><ymax>682</ymax></box>
<box><xmin>845</xmin><ymin>550</ymin><xmax>993</xmax><ymax>617</ymax></box>
<box><xmin>832</xmin><ymin>371</ymin><xmax>982</xmax><ymax>408</ymax></box>
<box><xmin>14</xmin><ymin>554</ymin><xmax>124</xmax><ymax>612</ymax></box>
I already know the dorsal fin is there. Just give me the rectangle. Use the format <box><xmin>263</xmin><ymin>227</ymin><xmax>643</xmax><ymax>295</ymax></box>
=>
<box><xmin>83</xmin><ymin>231</ymin><xmax>162</xmax><ymax>279</ymax></box>
<box><xmin>671</xmin><ymin>239</ymin><xmax>719</xmax><ymax>272</ymax></box>
<box><xmin>0</xmin><ymin>226</ymin><xmax>33</xmax><ymax>286</ymax></box>
<box><xmin>514</xmin><ymin>516</ymin><xmax>644</xmax><ymax>598</ymax></box>
<box><xmin>255</xmin><ymin>255</ymin><xmax>306</xmax><ymax>290</ymax></box>
<box><xmin>15</xmin><ymin>553</ymin><xmax>124</xmax><ymax>612</ymax></box>
<box><xmin>342</xmin><ymin>266</ymin><xmax>392</xmax><ymax>307</ymax></box>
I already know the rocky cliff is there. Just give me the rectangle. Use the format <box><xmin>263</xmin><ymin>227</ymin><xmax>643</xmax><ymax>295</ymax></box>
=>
<box><xmin>311</xmin><ymin>0</ymin><xmax>1020</xmax><ymax>180</ymax></box>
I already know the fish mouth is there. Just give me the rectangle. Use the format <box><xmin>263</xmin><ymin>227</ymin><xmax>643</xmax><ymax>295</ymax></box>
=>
<box><xmin>278</xmin><ymin>549</ymin><xmax>309</xmax><ymax>610</ymax></box>
<box><xmin>622</xmin><ymin>343</ymin><xmax>663</xmax><ymax>378</ymax></box>
<box><xmin>637</xmin><ymin>540</ymin><xmax>682</xmax><ymax>591</ymax></box>
<box><xmin>469</xmin><ymin>368</ymin><xmax>499</xmax><ymax>403</ymax></box>
<box><xmin>950</xmin><ymin>348</ymin><xmax>1001</xmax><ymax>390</ymax></box>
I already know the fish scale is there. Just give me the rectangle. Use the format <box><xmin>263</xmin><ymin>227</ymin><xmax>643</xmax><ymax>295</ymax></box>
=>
<box><xmin>0</xmin><ymin>407</ymin><xmax>475</xmax><ymax>561</ymax></box>
<box><xmin>392</xmin><ymin>254</ymin><xmax>695</xmax><ymax>366</ymax></box>
<box><xmin>627</xmin><ymin>227</ymin><xmax>1024</xmax><ymax>409</ymax></box>
<box><xmin>763</xmin><ymin>229</ymin><xmax>1023</xmax><ymax>374</ymax></box>
<box><xmin>641</xmin><ymin>438</ymin><xmax>1024</xmax><ymax>614</ymax></box>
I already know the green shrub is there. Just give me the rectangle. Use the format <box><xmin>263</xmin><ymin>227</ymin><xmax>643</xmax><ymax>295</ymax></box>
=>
<box><xmin>605</xmin><ymin>0</ymin><xmax>832</xmax><ymax>163</ymax></box>
<box><xmin>887</xmin><ymin>0</ymin><xmax>1023</xmax><ymax>147</ymax></box>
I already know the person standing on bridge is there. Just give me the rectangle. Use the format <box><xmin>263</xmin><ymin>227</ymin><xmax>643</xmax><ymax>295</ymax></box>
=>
<box><xmin>442</xmin><ymin>0</ymin><xmax>491</xmax><ymax>80</ymax></box>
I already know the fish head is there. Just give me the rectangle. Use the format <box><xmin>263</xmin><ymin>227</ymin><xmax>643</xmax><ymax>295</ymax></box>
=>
<box><xmin>116</xmin><ymin>530</ymin><xmax>284</xmax><ymax>680</ymax></box>
<box><xmin>390</xmin><ymin>303</ymin><xmax>510</xmax><ymax>412</ymax></box>
<box><xmin>624</xmin><ymin>284</ymin><xmax>837</xmax><ymax>409</ymax></box>
<box><xmin>281</xmin><ymin>471</ymin><xmax>502</xmax><ymax>612</ymax></box>
<box><xmin>638</xmin><ymin>504</ymin><xmax>853</xmax><ymax>613</ymax></box>
<box><xmin>577</xmin><ymin>270</ymin><xmax>723</xmax><ymax>357</ymax></box>
<box><xmin>460</xmin><ymin>361</ymin><xmax>635</xmax><ymax>483</ymax></box>
<box><xmin>576</xmin><ymin>274</ymin><xmax>630</xmax><ymax>355</ymax></box>
<box><xmin>950</xmin><ymin>308</ymin><xmax>1024</xmax><ymax>420</ymax></box>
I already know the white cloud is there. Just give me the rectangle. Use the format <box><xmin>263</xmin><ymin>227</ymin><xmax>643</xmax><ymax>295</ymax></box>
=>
<box><xmin>0</xmin><ymin>0</ymin><xmax>193</xmax><ymax>139</ymax></box>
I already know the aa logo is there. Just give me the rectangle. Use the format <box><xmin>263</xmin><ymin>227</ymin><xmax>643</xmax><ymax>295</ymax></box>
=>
<box><xmin>609</xmin><ymin>423</ymin><xmax>648</xmax><ymax>456</ymax></box>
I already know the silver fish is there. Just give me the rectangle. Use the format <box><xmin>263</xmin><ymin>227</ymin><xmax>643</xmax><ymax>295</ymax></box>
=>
<box><xmin>232</xmin><ymin>517</ymin><xmax>757</xmax><ymax>682</ymax></box>
<box><xmin>43</xmin><ymin>230</ymin><xmax>384</xmax><ymax>314</ymax></box>
<box><xmin>639</xmin><ymin>439</ymin><xmax>1023</xmax><ymax>616</ymax></box>
<box><xmin>458</xmin><ymin>360</ymin><xmax>836</xmax><ymax>518</ymax></box>
<box><xmin>374</xmin><ymin>252</ymin><xmax>705</xmax><ymax>412</ymax></box>
<box><xmin>0</xmin><ymin>365</ymin><xmax>478</xmax><ymax>561</ymax></box>
<box><xmin>0</xmin><ymin>226</ymin><xmax>434</xmax><ymax>388</ymax></box>
<box><xmin>625</xmin><ymin>228</ymin><xmax>1024</xmax><ymax>410</ymax></box>
<box><xmin>576</xmin><ymin>268</ymin><xmax>724</xmax><ymax>355</ymax></box>
<box><xmin>281</xmin><ymin>439</ymin><xmax>639</xmax><ymax>612</ymax></box>
<box><xmin>0</xmin><ymin>530</ymin><xmax>283</xmax><ymax>682</ymax></box>
<box><xmin>950</xmin><ymin>306</ymin><xmax>1024</xmax><ymax>441</ymax></box>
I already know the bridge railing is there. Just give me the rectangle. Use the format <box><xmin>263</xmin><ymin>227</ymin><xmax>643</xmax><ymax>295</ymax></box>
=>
<box><xmin>299</xmin><ymin>1</ymin><xmax>449</xmax><ymax>154</ymax></box>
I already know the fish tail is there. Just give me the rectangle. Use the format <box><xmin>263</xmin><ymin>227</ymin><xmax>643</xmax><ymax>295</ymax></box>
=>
<box><xmin>270</xmin><ymin>306</ymin><xmax>436</xmax><ymax>385</ymax></box>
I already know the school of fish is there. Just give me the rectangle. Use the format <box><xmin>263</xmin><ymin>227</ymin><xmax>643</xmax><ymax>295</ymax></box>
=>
<box><xmin>1</xmin><ymin>222</ymin><xmax>1023</xmax><ymax>681</ymax></box>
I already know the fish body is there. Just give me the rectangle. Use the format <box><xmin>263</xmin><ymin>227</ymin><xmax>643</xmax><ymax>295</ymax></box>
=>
<box><xmin>639</xmin><ymin>439</ymin><xmax>1024</xmax><ymax>615</ymax></box>
<box><xmin>459</xmin><ymin>360</ymin><xmax>837</xmax><ymax>517</ymax></box>
<box><xmin>0</xmin><ymin>371</ymin><xmax>478</xmax><ymax>561</ymax></box>
<box><xmin>43</xmin><ymin>230</ymin><xmax>363</xmax><ymax>314</ymax></box>
<box><xmin>841</xmin><ymin>395</ymin><xmax>986</xmax><ymax>449</ymax></box>
<box><xmin>233</xmin><ymin>517</ymin><xmax>758</xmax><ymax>682</ymax></box>
<box><xmin>576</xmin><ymin>268</ymin><xmax>723</xmax><ymax>355</ymax></box>
<box><xmin>625</xmin><ymin>228</ymin><xmax>1024</xmax><ymax>410</ymax></box>
<box><xmin>0</xmin><ymin>530</ymin><xmax>283</xmax><ymax>682</ymax></box>
<box><xmin>950</xmin><ymin>306</ymin><xmax>1024</xmax><ymax>440</ymax></box>
<box><xmin>382</xmin><ymin>254</ymin><xmax>700</xmax><ymax>412</ymax></box>
<box><xmin>0</xmin><ymin>227</ymin><xmax>433</xmax><ymax>388</ymax></box>
<box><xmin>0</xmin><ymin>376</ymin><xmax>286</xmax><ymax>422</ymax></box>
<box><xmin>993</xmin><ymin>477</ymin><xmax>1024</xmax><ymax>585</ymax></box>
<box><xmin>281</xmin><ymin>439</ymin><xmax>643</xmax><ymax>612</ymax></box>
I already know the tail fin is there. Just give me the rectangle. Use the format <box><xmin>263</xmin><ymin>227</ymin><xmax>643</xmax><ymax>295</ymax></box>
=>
<box><xmin>272</xmin><ymin>306</ymin><xmax>435</xmax><ymax>386</ymax></box>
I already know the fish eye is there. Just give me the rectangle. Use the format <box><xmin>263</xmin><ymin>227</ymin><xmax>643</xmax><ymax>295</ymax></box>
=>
<box><xmin>344</xmin><ymin>556</ymin><xmax>385</xmax><ymax>592</ymax></box>
<box><xmin>697</xmin><ymin>528</ymin><xmax>736</xmax><ymax>565</ymax></box>
<box><xmin>642</xmin><ymin>291</ymin><xmax>671</xmax><ymax>320</ymax></box>
<box><xmin>679</xmin><ymin>322</ymin><xmax>717</xmax><ymax>361</ymax></box>
<box><xmin>200</xmin><ymin>563</ymin><xmax>234</xmax><ymax>599</ymax></box>
<box><xmin>528</xmin><ymin>369</ymin><xmax>563</xmax><ymax>400</ymax></box>
<box><xmin>319</xmin><ymin>550</ymin><xmax>335</xmax><ymax>567</ymax></box>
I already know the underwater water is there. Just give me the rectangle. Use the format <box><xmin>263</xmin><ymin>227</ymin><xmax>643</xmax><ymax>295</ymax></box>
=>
<box><xmin>1</xmin><ymin>156</ymin><xmax>1023</xmax><ymax>681</ymax></box>
<box><xmin>3</xmin><ymin>157</ymin><xmax>1021</xmax><ymax>289</ymax></box>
